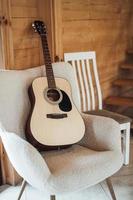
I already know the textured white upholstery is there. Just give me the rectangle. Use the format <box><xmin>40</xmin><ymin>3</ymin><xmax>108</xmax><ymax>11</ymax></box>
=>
<box><xmin>44</xmin><ymin>147</ymin><xmax>122</xmax><ymax>194</ymax></box>
<box><xmin>79</xmin><ymin>114</ymin><xmax>122</xmax><ymax>152</ymax></box>
<box><xmin>0</xmin><ymin>64</ymin><xmax>123</xmax><ymax>195</ymax></box>
<box><xmin>0</xmin><ymin>123</ymin><xmax>50</xmax><ymax>191</ymax></box>
<box><xmin>0</xmin><ymin>116</ymin><xmax>123</xmax><ymax>194</ymax></box>
<box><xmin>0</xmin><ymin>67</ymin><xmax>43</xmax><ymax>137</ymax></box>
<box><xmin>43</xmin><ymin>114</ymin><xmax>123</xmax><ymax>194</ymax></box>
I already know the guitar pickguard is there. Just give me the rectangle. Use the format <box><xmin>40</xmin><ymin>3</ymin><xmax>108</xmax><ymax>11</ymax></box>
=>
<box><xmin>59</xmin><ymin>90</ymin><xmax>72</xmax><ymax>112</ymax></box>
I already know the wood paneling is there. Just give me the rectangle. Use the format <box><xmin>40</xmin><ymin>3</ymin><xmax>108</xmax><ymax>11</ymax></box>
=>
<box><xmin>5</xmin><ymin>0</ymin><xmax>54</xmax><ymax>70</ymax></box>
<box><xmin>13</xmin><ymin>37</ymin><xmax>39</xmax><ymax>50</ymax></box>
<box><xmin>8</xmin><ymin>0</ymin><xmax>40</xmax><ymax>69</ymax></box>
<box><xmin>11</xmin><ymin>0</ymin><xmax>37</xmax><ymax>7</ymax></box>
<box><xmin>0</xmin><ymin>141</ymin><xmax>22</xmax><ymax>185</ymax></box>
<box><xmin>11</xmin><ymin>7</ymin><xmax>38</xmax><ymax>18</ymax></box>
<box><xmin>54</xmin><ymin>0</ymin><xmax>133</xmax><ymax>99</ymax></box>
<box><xmin>14</xmin><ymin>48</ymin><xmax>41</xmax><ymax>69</ymax></box>
<box><xmin>62</xmin><ymin>1</ymin><xmax>132</xmax><ymax>21</ymax></box>
<box><xmin>12</xmin><ymin>18</ymin><xmax>36</xmax><ymax>38</ymax></box>
<box><xmin>0</xmin><ymin>0</ymin><xmax>4</xmax><ymax>68</ymax></box>
<box><xmin>0</xmin><ymin>0</ymin><xmax>14</xmax><ymax>68</ymax></box>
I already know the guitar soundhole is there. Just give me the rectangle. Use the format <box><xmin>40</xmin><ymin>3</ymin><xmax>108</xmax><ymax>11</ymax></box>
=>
<box><xmin>45</xmin><ymin>88</ymin><xmax>62</xmax><ymax>104</ymax></box>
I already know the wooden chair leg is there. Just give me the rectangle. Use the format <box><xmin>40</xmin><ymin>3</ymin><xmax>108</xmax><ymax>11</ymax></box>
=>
<box><xmin>17</xmin><ymin>180</ymin><xmax>27</xmax><ymax>200</ymax></box>
<box><xmin>106</xmin><ymin>178</ymin><xmax>117</xmax><ymax>200</ymax></box>
<box><xmin>50</xmin><ymin>195</ymin><xmax>56</xmax><ymax>200</ymax></box>
<box><xmin>122</xmin><ymin>123</ymin><xmax>130</xmax><ymax>165</ymax></box>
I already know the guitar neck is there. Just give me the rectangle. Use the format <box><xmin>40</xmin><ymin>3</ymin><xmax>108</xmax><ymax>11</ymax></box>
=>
<box><xmin>41</xmin><ymin>35</ymin><xmax>56</xmax><ymax>88</ymax></box>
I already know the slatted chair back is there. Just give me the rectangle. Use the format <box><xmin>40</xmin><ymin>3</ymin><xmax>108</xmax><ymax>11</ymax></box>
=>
<box><xmin>64</xmin><ymin>51</ymin><xmax>102</xmax><ymax>112</ymax></box>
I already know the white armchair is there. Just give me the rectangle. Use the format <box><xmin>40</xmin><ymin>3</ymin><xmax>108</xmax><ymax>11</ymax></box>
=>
<box><xmin>0</xmin><ymin>63</ymin><xmax>123</xmax><ymax>200</ymax></box>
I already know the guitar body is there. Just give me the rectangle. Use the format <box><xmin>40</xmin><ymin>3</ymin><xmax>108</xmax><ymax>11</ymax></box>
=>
<box><xmin>26</xmin><ymin>77</ymin><xmax>85</xmax><ymax>151</ymax></box>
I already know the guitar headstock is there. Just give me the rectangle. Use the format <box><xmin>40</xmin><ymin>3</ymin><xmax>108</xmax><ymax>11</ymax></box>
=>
<box><xmin>32</xmin><ymin>20</ymin><xmax>47</xmax><ymax>35</ymax></box>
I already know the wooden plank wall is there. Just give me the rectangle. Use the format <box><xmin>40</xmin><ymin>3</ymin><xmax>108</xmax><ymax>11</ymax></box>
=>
<box><xmin>6</xmin><ymin>0</ymin><xmax>133</xmax><ymax>99</ymax></box>
<box><xmin>9</xmin><ymin>0</ymin><xmax>53</xmax><ymax>70</ymax></box>
<box><xmin>0</xmin><ymin>0</ymin><xmax>3</xmax><ymax>68</ymax></box>
<box><xmin>9</xmin><ymin>0</ymin><xmax>41</xmax><ymax>69</ymax></box>
<box><xmin>0</xmin><ymin>2</ymin><xmax>3</xmax><ymax>68</ymax></box>
<box><xmin>59</xmin><ymin>0</ymin><xmax>133</xmax><ymax>99</ymax></box>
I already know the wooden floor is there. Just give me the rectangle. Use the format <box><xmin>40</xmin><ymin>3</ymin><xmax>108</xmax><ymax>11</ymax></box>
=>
<box><xmin>100</xmin><ymin>136</ymin><xmax>133</xmax><ymax>199</ymax></box>
<box><xmin>0</xmin><ymin>137</ymin><xmax>133</xmax><ymax>200</ymax></box>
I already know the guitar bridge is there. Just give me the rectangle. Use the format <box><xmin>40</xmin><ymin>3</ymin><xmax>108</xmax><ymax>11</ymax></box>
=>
<box><xmin>46</xmin><ymin>113</ymin><xmax>67</xmax><ymax>119</ymax></box>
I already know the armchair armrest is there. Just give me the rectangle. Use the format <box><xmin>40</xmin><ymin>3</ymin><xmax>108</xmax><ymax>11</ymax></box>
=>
<box><xmin>79</xmin><ymin>114</ymin><xmax>122</xmax><ymax>152</ymax></box>
<box><xmin>0</xmin><ymin>123</ymin><xmax>51</xmax><ymax>189</ymax></box>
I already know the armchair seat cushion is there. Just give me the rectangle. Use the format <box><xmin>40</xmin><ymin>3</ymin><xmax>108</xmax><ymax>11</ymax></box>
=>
<box><xmin>43</xmin><ymin>145</ymin><xmax>123</xmax><ymax>194</ymax></box>
<box><xmin>0</xmin><ymin>115</ymin><xmax>123</xmax><ymax>195</ymax></box>
<box><xmin>0</xmin><ymin>125</ymin><xmax>123</xmax><ymax>195</ymax></box>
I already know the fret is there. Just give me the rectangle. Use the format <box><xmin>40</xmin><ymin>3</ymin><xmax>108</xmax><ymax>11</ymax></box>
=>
<box><xmin>44</xmin><ymin>60</ymin><xmax>51</xmax><ymax>64</ymax></box>
<box><xmin>45</xmin><ymin>67</ymin><xmax>51</xmax><ymax>69</ymax></box>
<box><xmin>40</xmin><ymin>34</ymin><xmax>56</xmax><ymax>88</ymax></box>
<box><xmin>46</xmin><ymin>72</ymin><xmax>53</xmax><ymax>75</ymax></box>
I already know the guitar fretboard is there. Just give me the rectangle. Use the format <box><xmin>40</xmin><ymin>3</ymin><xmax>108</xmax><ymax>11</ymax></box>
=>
<box><xmin>41</xmin><ymin>35</ymin><xmax>56</xmax><ymax>88</ymax></box>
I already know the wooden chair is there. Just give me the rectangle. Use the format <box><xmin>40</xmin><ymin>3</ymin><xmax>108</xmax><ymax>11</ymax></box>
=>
<box><xmin>64</xmin><ymin>51</ymin><xmax>132</xmax><ymax>165</ymax></box>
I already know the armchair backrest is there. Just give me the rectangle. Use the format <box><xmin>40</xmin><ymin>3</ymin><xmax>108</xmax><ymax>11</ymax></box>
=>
<box><xmin>48</xmin><ymin>62</ymin><xmax>81</xmax><ymax>111</ymax></box>
<box><xmin>0</xmin><ymin>67</ymin><xmax>43</xmax><ymax>138</ymax></box>
<box><xmin>64</xmin><ymin>51</ymin><xmax>103</xmax><ymax>112</ymax></box>
<box><xmin>0</xmin><ymin>63</ymin><xmax>79</xmax><ymax>138</ymax></box>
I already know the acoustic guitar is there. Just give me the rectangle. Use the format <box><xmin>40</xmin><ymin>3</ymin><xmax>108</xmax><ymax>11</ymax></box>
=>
<box><xmin>25</xmin><ymin>21</ymin><xmax>85</xmax><ymax>151</ymax></box>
